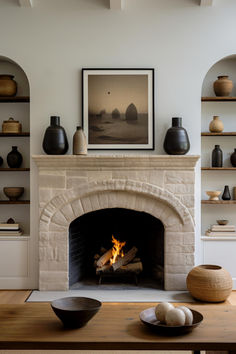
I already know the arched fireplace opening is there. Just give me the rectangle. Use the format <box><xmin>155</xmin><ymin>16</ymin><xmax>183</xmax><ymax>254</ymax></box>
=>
<box><xmin>69</xmin><ymin>208</ymin><xmax>164</xmax><ymax>289</ymax></box>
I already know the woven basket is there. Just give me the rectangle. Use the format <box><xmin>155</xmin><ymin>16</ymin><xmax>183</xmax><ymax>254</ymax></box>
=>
<box><xmin>187</xmin><ymin>264</ymin><xmax>232</xmax><ymax>302</ymax></box>
<box><xmin>2</xmin><ymin>118</ymin><xmax>22</xmax><ymax>133</ymax></box>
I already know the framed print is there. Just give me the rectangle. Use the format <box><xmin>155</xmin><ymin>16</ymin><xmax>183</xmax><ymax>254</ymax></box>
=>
<box><xmin>82</xmin><ymin>68</ymin><xmax>154</xmax><ymax>150</ymax></box>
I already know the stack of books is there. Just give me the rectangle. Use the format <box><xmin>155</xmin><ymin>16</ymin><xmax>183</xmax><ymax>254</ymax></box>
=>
<box><xmin>0</xmin><ymin>223</ymin><xmax>22</xmax><ymax>236</ymax></box>
<box><xmin>205</xmin><ymin>224</ymin><xmax>236</xmax><ymax>237</ymax></box>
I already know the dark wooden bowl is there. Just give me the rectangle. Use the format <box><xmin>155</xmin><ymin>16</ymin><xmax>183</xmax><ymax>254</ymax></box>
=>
<box><xmin>3</xmin><ymin>187</ymin><xmax>24</xmax><ymax>201</ymax></box>
<box><xmin>140</xmin><ymin>307</ymin><xmax>203</xmax><ymax>336</ymax></box>
<box><xmin>51</xmin><ymin>296</ymin><xmax>102</xmax><ymax>328</ymax></box>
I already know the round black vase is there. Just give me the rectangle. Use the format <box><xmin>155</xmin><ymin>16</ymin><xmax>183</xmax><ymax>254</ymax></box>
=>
<box><xmin>0</xmin><ymin>156</ymin><xmax>3</xmax><ymax>167</ymax></box>
<box><xmin>212</xmin><ymin>145</ymin><xmax>223</xmax><ymax>167</ymax></box>
<box><xmin>222</xmin><ymin>185</ymin><xmax>231</xmax><ymax>200</ymax></box>
<box><xmin>230</xmin><ymin>148</ymin><xmax>236</xmax><ymax>167</ymax></box>
<box><xmin>7</xmin><ymin>146</ymin><xmax>23</xmax><ymax>168</ymax></box>
<box><xmin>43</xmin><ymin>116</ymin><xmax>69</xmax><ymax>155</ymax></box>
<box><xmin>163</xmin><ymin>117</ymin><xmax>190</xmax><ymax>155</ymax></box>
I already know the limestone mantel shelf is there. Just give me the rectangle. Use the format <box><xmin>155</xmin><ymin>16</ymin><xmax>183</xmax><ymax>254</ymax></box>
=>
<box><xmin>32</xmin><ymin>155</ymin><xmax>200</xmax><ymax>170</ymax></box>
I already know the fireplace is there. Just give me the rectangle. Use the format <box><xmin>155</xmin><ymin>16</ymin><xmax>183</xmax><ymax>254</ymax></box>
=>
<box><xmin>69</xmin><ymin>208</ymin><xmax>164</xmax><ymax>288</ymax></box>
<box><xmin>33</xmin><ymin>154</ymin><xmax>199</xmax><ymax>291</ymax></box>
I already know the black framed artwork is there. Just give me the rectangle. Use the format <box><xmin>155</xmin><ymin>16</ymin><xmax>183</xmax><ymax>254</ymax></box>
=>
<box><xmin>82</xmin><ymin>68</ymin><xmax>154</xmax><ymax>150</ymax></box>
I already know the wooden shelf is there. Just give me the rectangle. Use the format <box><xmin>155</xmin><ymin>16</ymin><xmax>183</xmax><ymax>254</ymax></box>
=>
<box><xmin>0</xmin><ymin>132</ymin><xmax>30</xmax><ymax>137</ymax></box>
<box><xmin>202</xmin><ymin>97</ymin><xmax>236</xmax><ymax>101</ymax></box>
<box><xmin>201</xmin><ymin>167</ymin><xmax>236</xmax><ymax>170</ymax></box>
<box><xmin>0</xmin><ymin>200</ymin><xmax>30</xmax><ymax>204</ymax></box>
<box><xmin>0</xmin><ymin>168</ymin><xmax>30</xmax><ymax>171</ymax></box>
<box><xmin>201</xmin><ymin>132</ymin><xmax>236</xmax><ymax>136</ymax></box>
<box><xmin>0</xmin><ymin>96</ymin><xmax>29</xmax><ymax>103</ymax></box>
<box><xmin>202</xmin><ymin>200</ymin><xmax>236</xmax><ymax>204</ymax></box>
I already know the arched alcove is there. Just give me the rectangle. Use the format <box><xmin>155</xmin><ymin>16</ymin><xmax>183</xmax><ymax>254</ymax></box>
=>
<box><xmin>201</xmin><ymin>54</ymin><xmax>236</xmax><ymax>235</ymax></box>
<box><xmin>69</xmin><ymin>208</ymin><xmax>164</xmax><ymax>289</ymax></box>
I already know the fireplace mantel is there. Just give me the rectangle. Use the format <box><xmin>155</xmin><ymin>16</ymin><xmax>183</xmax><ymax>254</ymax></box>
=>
<box><xmin>32</xmin><ymin>154</ymin><xmax>199</xmax><ymax>170</ymax></box>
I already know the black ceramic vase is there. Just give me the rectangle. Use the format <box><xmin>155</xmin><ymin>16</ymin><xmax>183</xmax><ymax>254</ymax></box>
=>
<box><xmin>7</xmin><ymin>146</ymin><xmax>23</xmax><ymax>168</ymax></box>
<box><xmin>230</xmin><ymin>149</ymin><xmax>236</xmax><ymax>167</ymax></box>
<box><xmin>222</xmin><ymin>185</ymin><xmax>231</xmax><ymax>200</ymax></box>
<box><xmin>43</xmin><ymin>116</ymin><xmax>68</xmax><ymax>155</ymax></box>
<box><xmin>163</xmin><ymin>117</ymin><xmax>190</xmax><ymax>155</ymax></box>
<box><xmin>0</xmin><ymin>156</ymin><xmax>3</xmax><ymax>167</ymax></box>
<box><xmin>212</xmin><ymin>145</ymin><xmax>223</xmax><ymax>167</ymax></box>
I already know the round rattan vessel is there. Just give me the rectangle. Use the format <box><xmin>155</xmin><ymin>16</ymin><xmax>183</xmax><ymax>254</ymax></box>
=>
<box><xmin>187</xmin><ymin>265</ymin><xmax>232</xmax><ymax>302</ymax></box>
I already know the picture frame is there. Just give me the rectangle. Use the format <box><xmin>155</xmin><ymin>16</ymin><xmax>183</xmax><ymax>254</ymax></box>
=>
<box><xmin>82</xmin><ymin>68</ymin><xmax>154</xmax><ymax>150</ymax></box>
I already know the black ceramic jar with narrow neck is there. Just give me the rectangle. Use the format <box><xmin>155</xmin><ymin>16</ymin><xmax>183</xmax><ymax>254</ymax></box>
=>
<box><xmin>163</xmin><ymin>117</ymin><xmax>190</xmax><ymax>155</ymax></box>
<box><xmin>43</xmin><ymin>116</ymin><xmax>68</xmax><ymax>155</ymax></box>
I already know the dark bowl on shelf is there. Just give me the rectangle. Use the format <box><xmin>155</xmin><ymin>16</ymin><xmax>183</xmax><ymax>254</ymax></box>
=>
<box><xmin>51</xmin><ymin>296</ymin><xmax>102</xmax><ymax>328</ymax></box>
<box><xmin>140</xmin><ymin>307</ymin><xmax>203</xmax><ymax>336</ymax></box>
<box><xmin>217</xmin><ymin>219</ymin><xmax>229</xmax><ymax>225</ymax></box>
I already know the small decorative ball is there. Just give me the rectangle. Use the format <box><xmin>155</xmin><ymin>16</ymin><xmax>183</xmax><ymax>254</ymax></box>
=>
<box><xmin>165</xmin><ymin>308</ymin><xmax>186</xmax><ymax>326</ymax></box>
<box><xmin>155</xmin><ymin>302</ymin><xmax>174</xmax><ymax>323</ymax></box>
<box><xmin>177</xmin><ymin>306</ymin><xmax>193</xmax><ymax>325</ymax></box>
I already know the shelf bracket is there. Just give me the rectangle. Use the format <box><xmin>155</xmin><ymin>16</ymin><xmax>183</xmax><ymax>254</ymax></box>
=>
<box><xmin>109</xmin><ymin>0</ymin><xmax>125</xmax><ymax>10</ymax></box>
<box><xmin>18</xmin><ymin>0</ymin><xmax>33</xmax><ymax>7</ymax></box>
<box><xmin>199</xmin><ymin>0</ymin><xmax>214</xmax><ymax>6</ymax></box>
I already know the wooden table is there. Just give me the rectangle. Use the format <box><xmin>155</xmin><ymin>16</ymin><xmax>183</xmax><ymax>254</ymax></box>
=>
<box><xmin>0</xmin><ymin>303</ymin><xmax>236</xmax><ymax>351</ymax></box>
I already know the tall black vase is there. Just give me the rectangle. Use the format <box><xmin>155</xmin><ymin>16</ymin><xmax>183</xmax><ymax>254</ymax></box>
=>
<box><xmin>222</xmin><ymin>185</ymin><xmax>231</xmax><ymax>200</ymax></box>
<box><xmin>43</xmin><ymin>116</ymin><xmax>68</xmax><ymax>155</ymax></box>
<box><xmin>212</xmin><ymin>145</ymin><xmax>223</xmax><ymax>167</ymax></box>
<box><xmin>163</xmin><ymin>117</ymin><xmax>190</xmax><ymax>155</ymax></box>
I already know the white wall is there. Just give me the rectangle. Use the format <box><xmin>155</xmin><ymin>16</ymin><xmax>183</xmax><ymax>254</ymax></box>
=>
<box><xmin>1</xmin><ymin>0</ymin><xmax>236</xmax><ymax>288</ymax></box>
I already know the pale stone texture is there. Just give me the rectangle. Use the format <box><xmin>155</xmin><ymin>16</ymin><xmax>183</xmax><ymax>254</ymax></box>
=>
<box><xmin>33</xmin><ymin>155</ymin><xmax>199</xmax><ymax>291</ymax></box>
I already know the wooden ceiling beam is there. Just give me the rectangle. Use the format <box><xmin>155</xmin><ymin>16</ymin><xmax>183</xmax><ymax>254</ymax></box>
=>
<box><xmin>200</xmin><ymin>0</ymin><xmax>214</xmax><ymax>6</ymax></box>
<box><xmin>18</xmin><ymin>0</ymin><xmax>33</xmax><ymax>7</ymax></box>
<box><xmin>109</xmin><ymin>0</ymin><xmax>125</xmax><ymax>10</ymax></box>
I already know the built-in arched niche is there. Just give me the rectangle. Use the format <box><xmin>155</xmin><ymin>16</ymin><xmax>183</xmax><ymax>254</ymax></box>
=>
<box><xmin>0</xmin><ymin>55</ymin><xmax>30</xmax><ymax>235</ymax></box>
<box><xmin>201</xmin><ymin>55</ymin><xmax>236</xmax><ymax>240</ymax></box>
<box><xmin>69</xmin><ymin>208</ymin><xmax>164</xmax><ymax>289</ymax></box>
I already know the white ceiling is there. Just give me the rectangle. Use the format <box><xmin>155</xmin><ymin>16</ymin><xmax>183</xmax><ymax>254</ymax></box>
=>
<box><xmin>17</xmin><ymin>0</ymin><xmax>215</xmax><ymax>9</ymax></box>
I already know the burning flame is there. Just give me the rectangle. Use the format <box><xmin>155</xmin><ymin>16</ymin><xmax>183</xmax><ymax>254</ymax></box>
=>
<box><xmin>110</xmin><ymin>235</ymin><xmax>126</xmax><ymax>265</ymax></box>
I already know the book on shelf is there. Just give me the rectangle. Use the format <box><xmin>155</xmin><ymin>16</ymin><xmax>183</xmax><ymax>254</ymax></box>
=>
<box><xmin>0</xmin><ymin>229</ymin><xmax>23</xmax><ymax>236</ymax></box>
<box><xmin>211</xmin><ymin>224</ymin><xmax>236</xmax><ymax>232</ymax></box>
<box><xmin>0</xmin><ymin>223</ymin><xmax>20</xmax><ymax>230</ymax></box>
<box><xmin>205</xmin><ymin>230</ymin><xmax>236</xmax><ymax>237</ymax></box>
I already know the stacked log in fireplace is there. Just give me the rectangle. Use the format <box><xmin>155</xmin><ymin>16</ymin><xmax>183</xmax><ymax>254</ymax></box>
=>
<box><xmin>94</xmin><ymin>245</ymin><xmax>143</xmax><ymax>285</ymax></box>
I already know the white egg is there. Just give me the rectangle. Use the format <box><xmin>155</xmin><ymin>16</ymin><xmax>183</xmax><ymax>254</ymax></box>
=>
<box><xmin>177</xmin><ymin>306</ymin><xmax>193</xmax><ymax>325</ymax></box>
<box><xmin>165</xmin><ymin>308</ymin><xmax>186</xmax><ymax>326</ymax></box>
<box><xmin>155</xmin><ymin>302</ymin><xmax>174</xmax><ymax>323</ymax></box>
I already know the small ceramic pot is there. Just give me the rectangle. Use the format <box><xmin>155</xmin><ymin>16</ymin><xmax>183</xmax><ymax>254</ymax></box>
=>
<box><xmin>222</xmin><ymin>185</ymin><xmax>231</xmax><ymax>200</ymax></box>
<box><xmin>212</xmin><ymin>145</ymin><xmax>223</xmax><ymax>167</ymax></box>
<box><xmin>3</xmin><ymin>187</ymin><xmax>24</xmax><ymax>201</ymax></box>
<box><xmin>206</xmin><ymin>191</ymin><xmax>221</xmax><ymax>201</ymax></box>
<box><xmin>0</xmin><ymin>156</ymin><xmax>3</xmax><ymax>167</ymax></box>
<box><xmin>7</xmin><ymin>146</ymin><xmax>23</xmax><ymax>168</ymax></box>
<box><xmin>213</xmin><ymin>76</ymin><xmax>233</xmax><ymax>97</ymax></box>
<box><xmin>73</xmin><ymin>126</ymin><xmax>87</xmax><ymax>155</ymax></box>
<box><xmin>0</xmin><ymin>75</ymin><xmax>17</xmax><ymax>96</ymax></box>
<box><xmin>209</xmin><ymin>116</ymin><xmax>224</xmax><ymax>133</ymax></box>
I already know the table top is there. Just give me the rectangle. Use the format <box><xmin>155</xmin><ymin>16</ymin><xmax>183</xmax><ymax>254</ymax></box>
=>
<box><xmin>0</xmin><ymin>303</ymin><xmax>235</xmax><ymax>350</ymax></box>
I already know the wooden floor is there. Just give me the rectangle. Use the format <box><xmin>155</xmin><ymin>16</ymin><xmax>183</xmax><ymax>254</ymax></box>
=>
<box><xmin>0</xmin><ymin>290</ymin><xmax>235</xmax><ymax>354</ymax></box>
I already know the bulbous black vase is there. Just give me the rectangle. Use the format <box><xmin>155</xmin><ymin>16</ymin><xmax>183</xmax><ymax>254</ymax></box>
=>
<box><xmin>222</xmin><ymin>185</ymin><xmax>231</xmax><ymax>200</ymax></box>
<box><xmin>7</xmin><ymin>146</ymin><xmax>23</xmax><ymax>168</ymax></box>
<box><xmin>43</xmin><ymin>116</ymin><xmax>68</xmax><ymax>155</ymax></box>
<box><xmin>163</xmin><ymin>117</ymin><xmax>190</xmax><ymax>155</ymax></box>
<box><xmin>0</xmin><ymin>156</ymin><xmax>3</xmax><ymax>167</ymax></box>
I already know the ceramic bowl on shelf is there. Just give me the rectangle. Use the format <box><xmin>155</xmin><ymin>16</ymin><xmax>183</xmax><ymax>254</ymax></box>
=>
<box><xmin>139</xmin><ymin>307</ymin><xmax>203</xmax><ymax>336</ymax></box>
<box><xmin>3</xmin><ymin>187</ymin><xmax>24</xmax><ymax>201</ymax></box>
<box><xmin>217</xmin><ymin>219</ymin><xmax>229</xmax><ymax>225</ymax></box>
<box><xmin>51</xmin><ymin>296</ymin><xmax>102</xmax><ymax>328</ymax></box>
<box><xmin>206</xmin><ymin>191</ymin><xmax>221</xmax><ymax>201</ymax></box>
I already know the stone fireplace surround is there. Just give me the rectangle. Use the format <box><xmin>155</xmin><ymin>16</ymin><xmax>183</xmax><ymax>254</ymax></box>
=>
<box><xmin>33</xmin><ymin>155</ymin><xmax>199</xmax><ymax>291</ymax></box>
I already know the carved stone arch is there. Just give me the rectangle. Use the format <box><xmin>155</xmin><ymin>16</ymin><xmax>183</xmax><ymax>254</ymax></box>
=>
<box><xmin>40</xmin><ymin>179</ymin><xmax>194</xmax><ymax>233</ymax></box>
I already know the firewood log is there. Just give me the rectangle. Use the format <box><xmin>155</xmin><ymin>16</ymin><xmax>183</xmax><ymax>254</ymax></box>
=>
<box><xmin>96</xmin><ymin>264</ymin><xmax>112</xmax><ymax>274</ymax></box>
<box><xmin>96</xmin><ymin>249</ymin><xmax>112</xmax><ymax>267</ymax></box>
<box><xmin>131</xmin><ymin>257</ymin><xmax>141</xmax><ymax>263</ymax></box>
<box><xmin>119</xmin><ymin>262</ymin><xmax>143</xmax><ymax>274</ymax></box>
<box><xmin>112</xmin><ymin>246</ymin><xmax>138</xmax><ymax>271</ymax></box>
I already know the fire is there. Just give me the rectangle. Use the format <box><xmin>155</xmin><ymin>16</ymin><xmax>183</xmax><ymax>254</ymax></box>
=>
<box><xmin>110</xmin><ymin>235</ymin><xmax>126</xmax><ymax>265</ymax></box>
